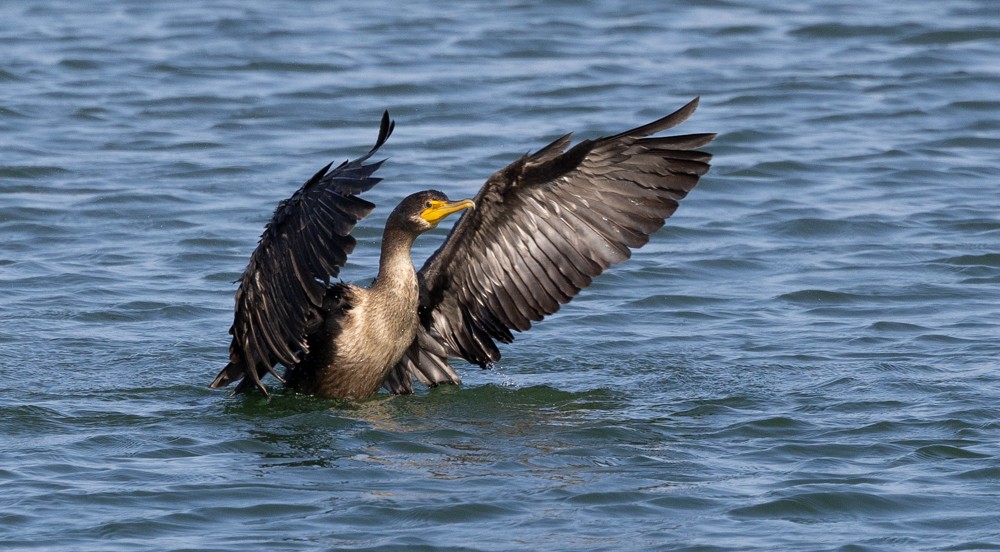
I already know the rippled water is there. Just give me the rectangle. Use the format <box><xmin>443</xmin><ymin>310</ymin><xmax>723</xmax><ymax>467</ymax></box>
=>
<box><xmin>2</xmin><ymin>0</ymin><xmax>999</xmax><ymax>550</ymax></box>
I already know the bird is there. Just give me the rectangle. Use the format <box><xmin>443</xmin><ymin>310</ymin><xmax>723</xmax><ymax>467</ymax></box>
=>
<box><xmin>210</xmin><ymin>98</ymin><xmax>715</xmax><ymax>399</ymax></box>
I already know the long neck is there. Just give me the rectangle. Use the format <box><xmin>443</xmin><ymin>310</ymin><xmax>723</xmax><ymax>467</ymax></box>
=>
<box><xmin>371</xmin><ymin>225</ymin><xmax>417</xmax><ymax>293</ymax></box>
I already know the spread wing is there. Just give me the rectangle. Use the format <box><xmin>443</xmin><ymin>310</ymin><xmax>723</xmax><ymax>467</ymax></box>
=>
<box><xmin>383</xmin><ymin>98</ymin><xmax>714</xmax><ymax>394</ymax></box>
<box><xmin>211</xmin><ymin>112</ymin><xmax>395</xmax><ymax>395</ymax></box>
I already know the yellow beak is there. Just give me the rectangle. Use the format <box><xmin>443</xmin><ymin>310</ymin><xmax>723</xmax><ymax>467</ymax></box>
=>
<box><xmin>420</xmin><ymin>198</ymin><xmax>475</xmax><ymax>225</ymax></box>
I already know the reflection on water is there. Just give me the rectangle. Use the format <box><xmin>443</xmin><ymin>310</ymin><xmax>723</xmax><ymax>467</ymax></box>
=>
<box><xmin>241</xmin><ymin>385</ymin><xmax>629</xmax><ymax>473</ymax></box>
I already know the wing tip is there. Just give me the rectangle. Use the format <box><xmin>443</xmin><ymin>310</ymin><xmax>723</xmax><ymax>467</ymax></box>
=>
<box><xmin>209</xmin><ymin>369</ymin><xmax>230</xmax><ymax>389</ymax></box>
<box><xmin>373</xmin><ymin>110</ymin><xmax>395</xmax><ymax>154</ymax></box>
<box><xmin>209</xmin><ymin>361</ymin><xmax>278</xmax><ymax>398</ymax></box>
<box><xmin>610</xmin><ymin>96</ymin><xmax>704</xmax><ymax>140</ymax></box>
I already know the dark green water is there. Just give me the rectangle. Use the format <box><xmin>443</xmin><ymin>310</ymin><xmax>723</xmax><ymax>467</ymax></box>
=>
<box><xmin>2</xmin><ymin>1</ymin><xmax>999</xmax><ymax>550</ymax></box>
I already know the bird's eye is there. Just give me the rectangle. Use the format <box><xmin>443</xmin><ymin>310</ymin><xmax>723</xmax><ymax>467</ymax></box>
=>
<box><xmin>424</xmin><ymin>201</ymin><xmax>433</xmax><ymax>208</ymax></box>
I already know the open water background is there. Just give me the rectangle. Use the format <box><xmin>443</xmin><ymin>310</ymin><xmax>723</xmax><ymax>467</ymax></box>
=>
<box><xmin>2</xmin><ymin>0</ymin><xmax>999</xmax><ymax>550</ymax></box>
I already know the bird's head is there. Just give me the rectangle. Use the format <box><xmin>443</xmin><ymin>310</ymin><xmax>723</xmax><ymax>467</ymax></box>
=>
<box><xmin>391</xmin><ymin>190</ymin><xmax>475</xmax><ymax>234</ymax></box>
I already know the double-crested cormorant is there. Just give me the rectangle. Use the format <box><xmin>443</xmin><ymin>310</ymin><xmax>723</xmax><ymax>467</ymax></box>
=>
<box><xmin>211</xmin><ymin>98</ymin><xmax>714</xmax><ymax>399</ymax></box>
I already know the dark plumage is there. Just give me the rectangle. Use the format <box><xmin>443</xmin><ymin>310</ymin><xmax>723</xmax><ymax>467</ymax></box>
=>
<box><xmin>211</xmin><ymin>99</ymin><xmax>715</xmax><ymax>399</ymax></box>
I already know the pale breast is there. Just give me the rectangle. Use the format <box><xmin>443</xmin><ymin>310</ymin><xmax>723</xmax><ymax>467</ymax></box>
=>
<box><xmin>315</xmin><ymin>276</ymin><xmax>420</xmax><ymax>398</ymax></box>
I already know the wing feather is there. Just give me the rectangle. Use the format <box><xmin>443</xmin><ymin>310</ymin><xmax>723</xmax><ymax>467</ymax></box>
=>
<box><xmin>386</xmin><ymin>98</ymin><xmax>714</xmax><ymax>392</ymax></box>
<box><xmin>212</xmin><ymin>112</ymin><xmax>395</xmax><ymax>395</ymax></box>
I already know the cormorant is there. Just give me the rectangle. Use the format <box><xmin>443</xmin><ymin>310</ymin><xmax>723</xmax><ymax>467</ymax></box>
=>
<box><xmin>210</xmin><ymin>98</ymin><xmax>715</xmax><ymax>399</ymax></box>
